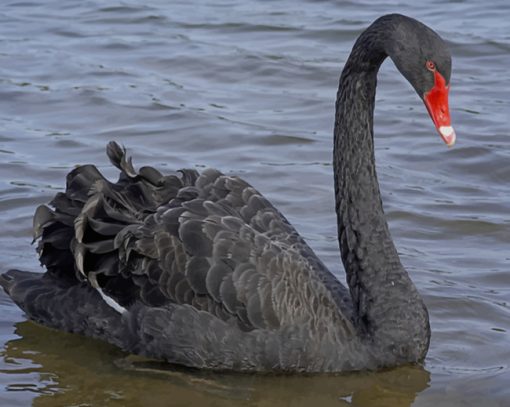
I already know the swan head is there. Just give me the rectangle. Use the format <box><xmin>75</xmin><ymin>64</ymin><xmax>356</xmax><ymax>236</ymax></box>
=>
<box><xmin>382</xmin><ymin>15</ymin><xmax>455</xmax><ymax>146</ymax></box>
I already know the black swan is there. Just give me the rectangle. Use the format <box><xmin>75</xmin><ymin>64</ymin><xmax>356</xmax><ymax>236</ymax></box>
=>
<box><xmin>1</xmin><ymin>14</ymin><xmax>454</xmax><ymax>372</ymax></box>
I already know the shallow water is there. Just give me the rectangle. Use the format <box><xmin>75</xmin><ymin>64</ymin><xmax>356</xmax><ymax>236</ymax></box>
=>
<box><xmin>0</xmin><ymin>0</ymin><xmax>509</xmax><ymax>405</ymax></box>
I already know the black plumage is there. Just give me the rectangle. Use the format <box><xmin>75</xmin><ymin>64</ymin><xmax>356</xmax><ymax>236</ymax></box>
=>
<box><xmin>1</xmin><ymin>14</ymin><xmax>454</xmax><ymax>372</ymax></box>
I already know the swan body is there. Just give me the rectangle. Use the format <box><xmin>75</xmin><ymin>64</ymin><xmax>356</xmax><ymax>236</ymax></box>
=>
<box><xmin>1</xmin><ymin>14</ymin><xmax>454</xmax><ymax>373</ymax></box>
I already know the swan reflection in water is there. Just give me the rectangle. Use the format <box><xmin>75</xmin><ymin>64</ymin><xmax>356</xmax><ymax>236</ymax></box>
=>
<box><xmin>1</xmin><ymin>321</ymin><xmax>429</xmax><ymax>407</ymax></box>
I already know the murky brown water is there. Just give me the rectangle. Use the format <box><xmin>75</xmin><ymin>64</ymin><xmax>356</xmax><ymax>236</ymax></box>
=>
<box><xmin>0</xmin><ymin>1</ymin><xmax>509</xmax><ymax>406</ymax></box>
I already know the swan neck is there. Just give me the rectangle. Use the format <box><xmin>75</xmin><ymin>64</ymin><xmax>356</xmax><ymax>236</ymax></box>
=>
<box><xmin>333</xmin><ymin>20</ymin><xmax>430</xmax><ymax>359</ymax></box>
<box><xmin>334</xmin><ymin>35</ymin><xmax>392</xmax><ymax>288</ymax></box>
<box><xmin>334</xmin><ymin>50</ymin><xmax>399</xmax><ymax>315</ymax></box>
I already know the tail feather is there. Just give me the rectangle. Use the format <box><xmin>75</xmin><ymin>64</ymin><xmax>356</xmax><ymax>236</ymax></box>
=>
<box><xmin>0</xmin><ymin>269</ymin><xmax>131</xmax><ymax>350</ymax></box>
<box><xmin>28</xmin><ymin>141</ymin><xmax>200</xmax><ymax>309</ymax></box>
<box><xmin>2</xmin><ymin>142</ymin><xmax>203</xmax><ymax>344</ymax></box>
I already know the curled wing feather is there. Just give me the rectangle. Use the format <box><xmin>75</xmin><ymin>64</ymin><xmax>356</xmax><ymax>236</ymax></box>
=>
<box><xmin>35</xmin><ymin>142</ymin><xmax>354</xmax><ymax>335</ymax></box>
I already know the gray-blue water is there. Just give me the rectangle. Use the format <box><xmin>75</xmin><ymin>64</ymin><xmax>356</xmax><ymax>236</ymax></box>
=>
<box><xmin>0</xmin><ymin>1</ymin><xmax>509</xmax><ymax>406</ymax></box>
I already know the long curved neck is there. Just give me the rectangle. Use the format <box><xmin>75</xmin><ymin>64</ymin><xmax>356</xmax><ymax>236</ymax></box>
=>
<box><xmin>334</xmin><ymin>20</ymin><xmax>430</xmax><ymax>360</ymax></box>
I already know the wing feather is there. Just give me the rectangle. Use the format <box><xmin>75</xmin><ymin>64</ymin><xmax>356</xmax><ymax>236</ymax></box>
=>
<box><xmin>34</xmin><ymin>142</ymin><xmax>354</xmax><ymax>335</ymax></box>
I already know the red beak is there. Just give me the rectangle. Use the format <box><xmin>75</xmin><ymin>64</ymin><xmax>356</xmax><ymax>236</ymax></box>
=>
<box><xmin>423</xmin><ymin>70</ymin><xmax>456</xmax><ymax>147</ymax></box>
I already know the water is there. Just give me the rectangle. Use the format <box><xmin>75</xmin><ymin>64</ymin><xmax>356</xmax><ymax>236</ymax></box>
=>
<box><xmin>0</xmin><ymin>0</ymin><xmax>508</xmax><ymax>405</ymax></box>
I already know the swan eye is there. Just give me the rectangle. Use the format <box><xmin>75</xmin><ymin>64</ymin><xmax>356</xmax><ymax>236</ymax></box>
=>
<box><xmin>426</xmin><ymin>60</ymin><xmax>436</xmax><ymax>71</ymax></box>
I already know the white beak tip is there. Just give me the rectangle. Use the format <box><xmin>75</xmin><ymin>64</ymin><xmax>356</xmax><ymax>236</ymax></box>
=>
<box><xmin>439</xmin><ymin>126</ymin><xmax>456</xmax><ymax>147</ymax></box>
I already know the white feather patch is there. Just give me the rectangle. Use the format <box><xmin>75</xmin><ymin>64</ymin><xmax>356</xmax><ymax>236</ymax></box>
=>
<box><xmin>89</xmin><ymin>274</ymin><xmax>127</xmax><ymax>314</ymax></box>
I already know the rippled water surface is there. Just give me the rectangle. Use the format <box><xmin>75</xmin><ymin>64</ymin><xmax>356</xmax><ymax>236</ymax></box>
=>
<box><xmin>0</xmin><ymin>0</ymin><xmax>509</xmax><ymax>406</ymax></box>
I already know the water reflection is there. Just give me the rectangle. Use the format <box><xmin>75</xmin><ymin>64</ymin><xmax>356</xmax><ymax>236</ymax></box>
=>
<box><xmin>1</xmin><ymin>321</ymin><xmax>430</xmax><ymax>406</ymax></box>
